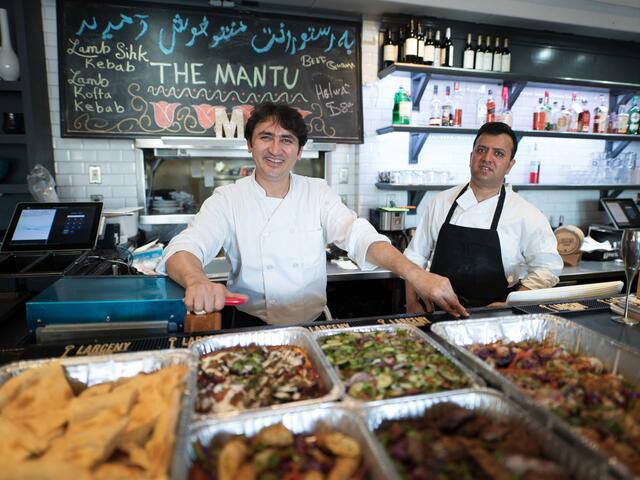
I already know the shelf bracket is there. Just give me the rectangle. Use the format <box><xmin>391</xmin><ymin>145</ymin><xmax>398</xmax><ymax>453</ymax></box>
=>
<box><xmin>605</xmin><ymin>140</ymin><xmax>631</xmax><ymax>158</ymax></box>
<box><xmin>409</xmin><ymin>132</ymin><xmax>428</xmax><ymax>164</ymax></box>
<box><xmin>504</xmin><ymin>81</ymin><xmax>527</xmax><ymax>110</ymax></box>
<box><xmin>515</xmin><ymin>133</ymin><xmax>524</xmax><ymax>144</ymax></box>
<box><xmin>411</xmin><ymin>73</ymin><xmax>430</xmax><ymax>110</ymax></box>
<box><xmin>600</xmin><ymin>188</ymin><xmax>624</xmax><ymax>200</ymax></box>
<box><xmin>407</xmin><ymin>190</ymin><xmax>426</xmax><ymax>214</ymax></box>
<box><xmin>610</xmin><ymin>92</ymin><xmax>633</xmax><ymax>113</ymax></box>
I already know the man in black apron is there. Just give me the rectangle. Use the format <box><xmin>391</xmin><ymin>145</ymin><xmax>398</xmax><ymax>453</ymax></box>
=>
<box><xmin>405</xmin><ymin>122</ymin><xmax>562</xmax><ymax>310</ymax></box>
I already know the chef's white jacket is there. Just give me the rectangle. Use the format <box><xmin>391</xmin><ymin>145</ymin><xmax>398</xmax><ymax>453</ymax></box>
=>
<box><xmin>404</xmin><ymin>184</ymin><xmax>563</xmax><ymax>289</ymax></box>
<box><xmin>157</xmin><ymin>173</ymin><xmax>390</xmax><ymax>324</ymax></box>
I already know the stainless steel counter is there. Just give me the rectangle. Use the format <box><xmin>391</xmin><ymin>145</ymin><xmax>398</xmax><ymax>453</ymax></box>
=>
<box><xmin>203</xmin><ymin>258</ymin><xmax>625</xmax><ymax>284</ymax></box>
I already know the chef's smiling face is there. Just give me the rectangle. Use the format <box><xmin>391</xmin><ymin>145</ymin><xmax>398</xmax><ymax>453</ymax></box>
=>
<box><xmin>469</xmin><ymin>133</ymin><xmax>515</xmax><ymax>189</ymax></box>
<box><xmin>248</xmin><ymin>118</ymin><xmax>302</xmax><ymax>186</ymax></box>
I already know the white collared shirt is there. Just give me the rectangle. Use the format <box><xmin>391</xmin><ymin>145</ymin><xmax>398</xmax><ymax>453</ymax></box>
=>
<box><xmin>404</xmin><ymin>184</ymin><xmax>563</xmax><ymax>289</ymax></box>
<box><xmin>157</xmin><ymin>173</ymin><xmax>390</xmax><ymax>324</ymax></box>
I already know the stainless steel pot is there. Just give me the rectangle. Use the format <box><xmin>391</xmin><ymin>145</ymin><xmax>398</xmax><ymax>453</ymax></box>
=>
<box><xmin>369</xmin><ymin>208</ymin><xmax>406</xmax><ymax>231</ymax></box>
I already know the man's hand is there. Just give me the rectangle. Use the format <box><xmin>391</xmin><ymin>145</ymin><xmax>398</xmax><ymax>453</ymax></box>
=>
<box><xmin>409</xmin><ymin>271</ymin><xmax>468</xmax><ymax>318</ymax></box>
<box><xmin>166</xmin><ymin>251</ymin><xmax>248</xmax><ymax>313</ymax></box>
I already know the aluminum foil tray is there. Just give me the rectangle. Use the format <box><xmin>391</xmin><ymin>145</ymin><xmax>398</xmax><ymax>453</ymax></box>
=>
<box><xmin>432</xmin><ymin>313</ymin><xmax>640</xmax><ymax>479</ymax></box>
<box><xmin>187</xmin><ymin>403</ymin><xmax>388</xmax><ymax>480</ymax></box>
<box><xmin>312</xmin><ymin>323</ymin><xmax>484</xmax><ymax>407</ymax></box>
<box><xmin>190</xmin><ymin>327</ymin><xmax>343</xmax><ymax>418</ymax></box>
<box><xmin>0</xmin><ymin>349</ymin><xmax>198</xmax><ymax>480</ymax></box>
<box><xmin>360</xmin><ymin>388</ymin><xmax>610</xmax><ymax>480</ymax></box>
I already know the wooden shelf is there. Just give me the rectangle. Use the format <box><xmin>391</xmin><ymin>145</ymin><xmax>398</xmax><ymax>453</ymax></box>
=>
<box><xmin>0</xmin><ymin>184</ymin><xmax>29</xmax><ymax>194</ymax></box>
<box><xmin>376</xmin><ymin>125</ymin><xmax>640</xmax><ymax>142</ymax></box>
<box><xmin>378</xmin><ymin>63</ymin><xmax>640</xmax><ymax>93</ymax></box>
<box><xmin>0</xmin><ymin>135</ymin><xmax>27</xmax><ymax>144</ymax></box>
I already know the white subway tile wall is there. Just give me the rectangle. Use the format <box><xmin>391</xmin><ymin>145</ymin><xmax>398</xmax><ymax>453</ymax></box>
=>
<box><xmin>42</xmin><ymin>5</ymin><xmax>638</xmax><ymax>226</ymax></box>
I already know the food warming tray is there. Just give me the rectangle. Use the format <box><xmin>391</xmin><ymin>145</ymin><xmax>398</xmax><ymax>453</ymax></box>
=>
<box><xmin>0</xmin><ymin>349</ymin><xmax>198</xmax><ymax>480</ymax></box>
<box><xmin>187</xmin><ymin>403</ymin><xmax>389</xmax><ymax>480</ymax></box>
<box><xmin>360</xmin><ymin>388</ymin><xmax>610</xmax><ymax>480</ymax></box>
<box><xmin>190</xmin><ymin>327</ymin><xmax>343</xmax><ymax>418</ymax></box>
<box><xmin>432</xmin><ymin>313</ymin><xmax>640</xmax><ymax>479</ymax></box>
<box><xmin>312</xmin><ymin>323</ymin><xmax>484</xmax><ymax>407</ymax></box>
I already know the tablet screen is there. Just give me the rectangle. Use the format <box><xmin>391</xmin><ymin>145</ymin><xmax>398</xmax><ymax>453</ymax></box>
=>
<box><xmin>1</xmin><ymin>202</ymin><xmax>103</xmax><ymax>252</ymax></box>
<box><xmin>601</xmin><ymin>198</ymin><xmax>640</xmax><ymax>229</ymax></box>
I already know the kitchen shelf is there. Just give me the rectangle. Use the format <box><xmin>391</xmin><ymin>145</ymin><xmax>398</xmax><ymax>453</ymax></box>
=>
<box><xmin>376</xmin><ymin>182</ymin><xmax>640</xmax><ymax>212</ymax></box>
<box><xmin>0</xmin><ymin>184</ymin><xmax>29</xmax><ymax>194</ymax></box>
<box><xmin>378</xmin><ymin>63</ymin><xmax>640</xmax><ymax>94</ymax></box>
<box><xmin>376</xmin><ymin>125</ymin><xmax>640</xmax><ymax>163</ymax></box>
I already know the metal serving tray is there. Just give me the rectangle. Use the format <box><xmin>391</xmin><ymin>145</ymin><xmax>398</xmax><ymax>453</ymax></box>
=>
<box><xmin>360</xmin><ymin>388</ymin><xmax>609</xmax><ymax>480</ymax></box>
<box><xmin>190</xmin><ymin>327</ymin><xmax>343</xmax><ymax>418</ymax></box>
<box><xmin>187</xmin><ymin>403</ymin><xmax>388</xmax><ymax>480</ymax></box>
<box><xmin>432</xmin><ymin>314</ymin><xmax>640</xmax><ymax>479</ymax></box>
<box><xmin>0</xmin><ymin>349</ymin><xmax>198</xmax><ymax>480</ymax></box>
<box><xmin>312</xmin><ymin>324</ymin><xmax>484</xmax><ymax>407</ymax></box>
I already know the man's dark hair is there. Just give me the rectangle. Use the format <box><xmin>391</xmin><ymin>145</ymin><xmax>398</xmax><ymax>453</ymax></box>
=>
<box><xmin>472</xmin><ymin>122</ymin><xmax>518</xmax><ymax>160</ymax></box>
<box><xmin>244</xmin><ymin>102</ymin><xmax>308</xmax><ymax>150</ymax></box>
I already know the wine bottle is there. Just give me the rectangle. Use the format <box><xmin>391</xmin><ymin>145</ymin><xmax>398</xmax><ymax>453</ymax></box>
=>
<box><xmin>433</xmin><ymin>30</ymin><xmax>443</xmax><ymax>67</ymax></box>
<box><xmin>492</xmin><ymin>37</ymin><xmax>502</xmax><ymax>72</ymax></box>
<box><xmin>416</xmin><ymin>21</ymin><xmax>425</xmax><ymax>64</ymax></box>
<box><xmin>424</xmin><ymin>29</ymin><xmax>435</xmax><ymax>66</ymax></box>
<box><xmin>398</xmin><ymin>27</ymin><xmax>406</xmax><ymax>62</ymax></box>
<box><xmin>404</xmin><ymin>19</ymin><xmax>419</xmax><ymax>64</ymax></box>
<box><xmin>462</xmin><ymin>33</ymin><xmax>474</xmax><ymax>69</ymax></box>
<box><xmin>475</xmin><ymin>34</ymin><xmax>485</xmax><ymax>70</ymax></box>
<box><xmin>443</xmin><ymin>27</ymin><xmax>454</xmax><ymax>67</ymax></box>
<box><xmin>501</xmin><ymin>38</ymin><xmax>511</xmax><ymax>72</ymax></box>
<box><xmin>382</xmin><ymin>28</ymin><xmax>397</xmax><ymax>69</ymax></box>
<box><xmin>483</xmin><ymin>35</ymin><xmax>493</xmax><ymax>71</ymax></box>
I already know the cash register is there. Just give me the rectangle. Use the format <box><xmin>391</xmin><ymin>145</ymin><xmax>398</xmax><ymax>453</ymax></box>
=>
<box><xmin>587</xmin><ymin>198</ymin><xmax>640</xmax><ymax>261</ymax></box>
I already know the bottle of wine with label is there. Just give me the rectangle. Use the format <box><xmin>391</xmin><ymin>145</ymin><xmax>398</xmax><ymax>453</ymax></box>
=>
<box><xmin>442</xmin><ymin>27</ymin><xmax>454</xmax><ymax>67</ymax></box>
<box><xmin>433</xmin><ymin>30</ymin><xmax>443</xmax><ymax>67</ymax></box>
<box><xmin>424</xmin><ymin>29</ymin><xmax>435</xmax><ymax>66</ymax></box>
<box><xmin>462</xmin><ymin>33</ymin><xmax>474</xmax><ymax>69</ymax></box>
<box><xmin>382</xmin><ymin>28</ymin><xmax>397</xmax><ymax>69</ymax></box>
<box><xmin>483</xmin><ymin>35</ymin><xmax>493</xmax><ymax>71</ymax></box>
<box><xmin>404</xmin><ymin>19</ymin><xmax>419</xmax><ymax>64</ymax></box>
<box><xmin>492</xmin><ymin>37</ymin><xmax>502</xmax><ymax>72</ymax></box>
<box><xmin>475</xmin><ymin>34</ymin><xmax>485</xmax><ymax>71</ymax></box>
<box><xmin>501</xmin><ymin>38</ymin><xmax>511</xmax><ymax>72</ymax></box>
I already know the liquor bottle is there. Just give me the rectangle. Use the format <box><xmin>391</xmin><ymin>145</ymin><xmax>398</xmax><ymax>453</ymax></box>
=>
<box><xmin>486</xmin><ymin>89</ymin><xmax>496</xmax><ymax>123</ymax></box>
<box><xmin>501</xmin><ymin>38</ymin><xmax>511</xmax><ymax>72</ymax></box>
<box><xmin>607</xmin><ymin>112</ymin><xmax>618</xmax><ymax>134</ymax></box>
<box><xmin>424</xmin><ymin>29</ymin><xmax>435</xmax><ymax>66</ymax></box>
<box><xmin>543</xmin><ymin>91</ymin><xmax>552</xmax><ymax>130</ymax></box>
<box><xmin>475</xmin><ymin>34</ymin><xmax>485</xmax><ymax>70</ymax></box>
<box><xmin>498</xmin><ymin>86</ymin><xmax>512</xmax><ymax>127</ymax></box>
<box><xmin>476</xmin><ymin>85</ymin><xmax>487</xmax><ymax>127</ymax></box>
<box><xmin>429</xmin><ymin>85</ymin><xmax>442</xmax><ymax>126</ymax></box>
<box><xmin>392</xmin><ymin>86</ymin><xmax>412</xmax><ymax>125</ymax></box>
<box><xmin>556</xmin><ymin>103</ymin><xmax>570</xmax><ymax>132</ymax></box>
<box><xmin>433</xmin><ymin>30</ymin><xmax>443</xmax><ymax>67</ymax></box>
<box><xmin>483</xmin><ymin>35</ymin><xmax>493</xmax><ymax>71</ymax></box>
<box><xmin>462</xmin><ymin>33</ymin><xmax>474</xmax><ymax>69</ymax></box>
<box><xmin>382</xmin><ymin>28</ymin><xmax>397</xmax><ymax>69</ymax></box>
<box><xmin>618</xmin><ymin>104</ymin><xmax>630</xmax><ymax>134</ymax></box>
<box><xmin>416</xmin><ymin>22</ymin><xmax>425</xmax><ymax>64</ymax></box>
<box><xmin>492</xmin><ymin>37</ymin><xmax>502</xmax><ymax>72</ymax></box>
<box><xmin>629</xmin><ymin>96</ymin><xmax>640</xmax><ymax>134</ymax></box>
<box><xmin>578</xmin><ymin>98</ymin><xmax>590</xmax><ymax>133</ymax></box>
<box><xmin>452</xmin><ymin>81</ymin><xmax>463</xmax><ymax>127</ymax></box>
<box><xmin>569</xmin><ymin>92</ymin><xmax>581</xmax><ymax>132</ymax></box>
<box><xmin>533</xmin><ymin>98</ymin><xmax>545</xmax><ymax>131</ymax></box>
<box><xmin>441</xmin><ymin>85</ymin><xmax>453</xmax><ymax>126</ymax></box>
<box><xmin>550</xmin><ymin>101</ymin><xmax>560</xmax><ymax>131</ymax></box>
<box><xmin>404</xmin><ymin>19</ymin><xmax>419</xmax><ymax>64</ymax></box>
<box><xmin>442</xmin><ymin>27</ymin><xmax>454</xmax><ymax>67</ymax></box>
<box><xmin>593</xmin><ymin>94</ymin><xmax>608</xmax><ymax>133</ymax></box>
<box><xmin>398</xmin><ymin>27</ymin><xmax>406</xmax><ymax>62</ymax></box>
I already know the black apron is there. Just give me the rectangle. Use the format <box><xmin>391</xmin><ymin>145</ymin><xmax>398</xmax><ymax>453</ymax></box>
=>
<box><xmin>430</xmin><ymin>184</ymin><xmax>510</xmax><ymax>308</ymax></box>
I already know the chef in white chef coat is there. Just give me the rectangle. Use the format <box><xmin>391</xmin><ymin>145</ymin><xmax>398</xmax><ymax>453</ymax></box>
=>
<box><xmin>158</xmin><ymin>103</ymin><xmax>467</xmax><ymax>326</ymax></box>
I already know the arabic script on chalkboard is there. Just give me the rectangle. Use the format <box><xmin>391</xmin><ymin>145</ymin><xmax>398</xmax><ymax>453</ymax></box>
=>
<box><xmin>58</xmin><ymin>0</ymin><xmax>363</xmax><ymax>142</ymax></box>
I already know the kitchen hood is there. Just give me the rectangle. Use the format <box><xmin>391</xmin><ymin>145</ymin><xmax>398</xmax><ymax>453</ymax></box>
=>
<box><xmin>135</xmin><ymin>137</ymin><xmax>335</xmax><ymax>158</ymax></box>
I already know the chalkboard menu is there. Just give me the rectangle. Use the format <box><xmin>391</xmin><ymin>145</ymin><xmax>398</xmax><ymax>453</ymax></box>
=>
<box><xmin>57</xmin><ymin>0</ymin><xmax>363</xmax><ymax>143</ymax></box>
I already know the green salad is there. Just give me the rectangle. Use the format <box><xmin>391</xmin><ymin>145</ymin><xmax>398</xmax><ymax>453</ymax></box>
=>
<box><xmin>319</xmin><ymin>329</ymin><xmax>470</xmax><ymax>401</ymax></box>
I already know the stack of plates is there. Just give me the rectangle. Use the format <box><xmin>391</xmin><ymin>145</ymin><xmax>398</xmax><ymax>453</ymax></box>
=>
<box><xmin>151</xmin><ymin>198</ymin><xmax>182</xmax><ymax>214</ymax></box>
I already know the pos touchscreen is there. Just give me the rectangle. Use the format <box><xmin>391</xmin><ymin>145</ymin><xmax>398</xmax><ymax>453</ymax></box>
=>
<box><xmin>1</xmin><ymin>202</ymin><xmax>103</xmax><ymax>252</ymax></box>
<box><xmin>600</xmin><ymin>198</ymin><xmax>640</xmax><ymax>229</ymax></box>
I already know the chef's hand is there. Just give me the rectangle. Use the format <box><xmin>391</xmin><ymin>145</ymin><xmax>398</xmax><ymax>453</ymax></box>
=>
<box><xmin>184</xmin><ymin>279</ymin><xmax>249</xmax><ymax>313</ymax></box>
<box><xmin>407</xmin><ymin>272</ymin><xmax>468</xmax><ymax>318</ymax></box>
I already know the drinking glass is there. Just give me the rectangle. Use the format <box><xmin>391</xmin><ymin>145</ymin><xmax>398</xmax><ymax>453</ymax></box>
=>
<box><xmin>612</xmin><ymin>229</ymin><xmax>640</xmax><ymax>326</ymax></box>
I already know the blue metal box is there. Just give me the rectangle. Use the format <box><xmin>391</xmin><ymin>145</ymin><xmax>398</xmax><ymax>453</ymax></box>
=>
<box><xmin>26</xmin><ymin>276</ymin><xmax>186</xmax><ymax>337</ymax></box>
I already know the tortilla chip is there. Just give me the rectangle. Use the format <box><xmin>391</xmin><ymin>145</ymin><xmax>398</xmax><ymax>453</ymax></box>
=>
<box><xmin>68</xmin><ymin>387</ymin><xmax>137</xmax><ymax>425</ymax></box>
<box><xmin>0</xmin><ymin>415</ymin><xmax>48</xmax><ymax>463</ymax></box>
